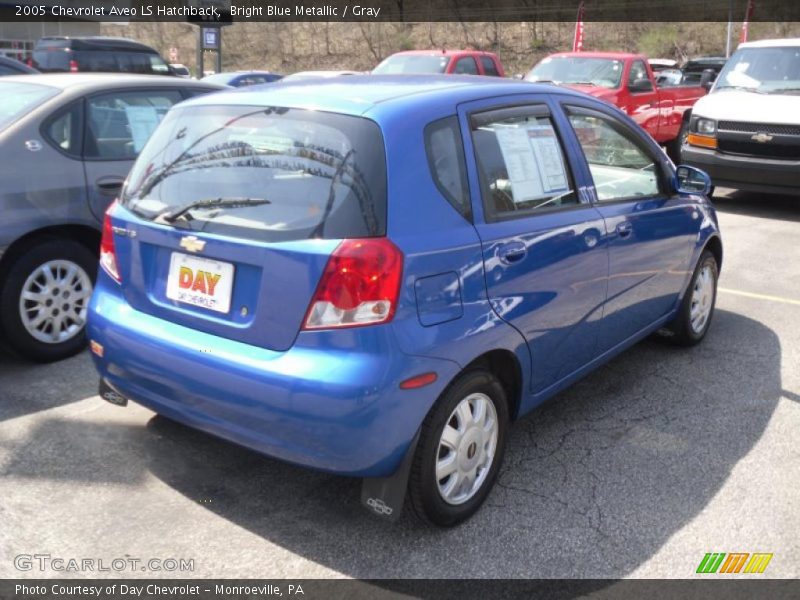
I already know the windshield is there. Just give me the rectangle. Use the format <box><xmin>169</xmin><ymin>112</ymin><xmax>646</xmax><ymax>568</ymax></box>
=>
<box><xmin>372</xmin><ymin>54</ymin><xmax>449</xmax><ymax>75</ymax></box>
<box><xmin>525</xmin><ymin>56</ymin><xmax>623</xmax><ymax>89</ymax></box>
<box><xmin>0</xmin><ymin>82</ymin><xmax>59</xmax><ymax>130</ymax></box>
<box><xmin>715</xmin><ymin>46</ymin><xmax>800</xmax><ymax>93</ymax></box>
<box><xmin>121</xmin><ymin>105</ymin><xmax>387</xmax><ymax>243</ymax></box>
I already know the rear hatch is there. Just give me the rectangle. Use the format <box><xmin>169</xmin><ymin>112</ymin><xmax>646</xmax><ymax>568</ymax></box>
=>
<box><xmin>114</xmin><ymin>103</ymin><xmax>387</xmax><ymax>352</ymax></box>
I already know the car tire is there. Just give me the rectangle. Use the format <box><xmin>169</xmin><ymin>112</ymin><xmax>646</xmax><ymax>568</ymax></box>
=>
<box><xmin>0</xmin><ymin>238</ymin><xmax>97</xmax><ymax>362</ymax></box>
<box><xmin>408</xmin><ymin>369</ymin><xmax>509</xmax><ymax>527</ymax></box>
<box><xmin>668</xmin><ymin>118</ymin><xmax>690</xmax><ymax>163</ymax></box>
<box><xmin>664</xmin><ymin>249</ymin><xmax>718</xmax><ymax>346</ymax></box>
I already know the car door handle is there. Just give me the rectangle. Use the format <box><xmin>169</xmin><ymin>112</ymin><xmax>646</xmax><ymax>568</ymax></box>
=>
<box><xmin>616</xmin><ymin>221</ymin><xmax>633</xmax><ymax>239</ymax></box>
<box><xmin>498</xmin><ymin>241</ymin><xmax>527</xmax><ymax>265</ymax></box>
<box><xmin>96</xmin><ymin>177</ymin><xmax>125</xmax><ymax>195</ymax></box>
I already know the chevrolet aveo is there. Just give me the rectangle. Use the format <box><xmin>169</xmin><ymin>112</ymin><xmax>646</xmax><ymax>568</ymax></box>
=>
<box><xmin>88</xmin><ymin>76</ymin><xmax>722</xmax><ymax>526</ymax></box>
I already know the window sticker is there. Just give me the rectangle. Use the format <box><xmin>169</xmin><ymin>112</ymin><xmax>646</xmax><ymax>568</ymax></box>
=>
<box><xmin>495</xmin><ymin>123</ymin><xmax>569</xmax><ymax>203</ymax></box>
<box><xmin>125</xmin><ymin>106</ymin><xmax>167</xmax><ymax>152</ymax></box>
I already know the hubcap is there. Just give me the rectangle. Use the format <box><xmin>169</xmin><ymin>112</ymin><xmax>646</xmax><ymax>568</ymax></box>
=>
<box><xmin>19</xmin><ymin>260</ymin><xmax>93</xmax><ymax>344</ymax></box>
<box><xmin>436</xmin><ymin>392</ymin><xmax>498</xmax><ymax>505</ymax></box>
<box><xmin>690</xmin><ymin>264</ymin><xmax>714</xmax><ymax>334</ymax></box>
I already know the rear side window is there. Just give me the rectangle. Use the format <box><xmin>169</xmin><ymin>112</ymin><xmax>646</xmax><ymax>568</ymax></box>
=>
<box><xmin>470</xmin><ymin>106</ymin><xmax>578</xmax><ymax>220</ymax></box>
<box><xmin>480</xmin><ymin>57</ymin><xmax>500</xmax><ymax>77</ymax></box>
<box><xmin>75</xmin><ymin>50</ymin><xmax>117</xmax><ymax>72</ymax></box>
<box><xmin>44</xmin><ymin>102</ymin><xmax>82</xmax><ymax>156</ymax></box>
<box><xmin>122</xmin><ymin>105</ymin><xmax>387</xmax><ymax>243</ymax></box>
<box><xmin>454</xmin><ymin>57</ymin><xmax>479</xmax><ymax>75</ymax></box>
<box><xmin>425</xmin><ymin>116</ymin><xmax>470</xmax><ymax>220</ymax></box>
<box><xmin>85</xmin><ymin>90</ymin><xmax>183</xmax><ymax>160</ymax></box>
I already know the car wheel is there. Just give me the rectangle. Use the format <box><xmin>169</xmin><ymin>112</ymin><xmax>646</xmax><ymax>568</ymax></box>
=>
<box><xmin>0</xmin><ymin>239</ymin><xmax>96</xmax><ymax>362</ymax></box>
<box><xmin>408</xmin><ymin>369</ymin><xmax>509</xmax><ymax>527</ymax></box>
<box><xmin>668</xmin><ymin>118</ymin><xmax>690</xmax><ymax>163</ymax></box>
<box><xmin>665</xmin><ymin>249</ymin><xmax>718</xmax><ymax>346</ymax></box>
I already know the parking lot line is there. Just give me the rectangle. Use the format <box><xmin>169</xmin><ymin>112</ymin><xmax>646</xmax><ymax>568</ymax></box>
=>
<box><xmin>719</xmin><ymin>287</ymin><xmax>800</xmax><ymax>307</ymax></box>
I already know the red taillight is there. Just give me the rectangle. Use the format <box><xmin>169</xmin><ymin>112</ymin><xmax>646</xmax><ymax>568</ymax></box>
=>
<box><xmin>100</xmin><ymin>201</ymin><xmax>120</xmax><ymax>282</ymax></box>
<box><xmin>69</xmin><ymin>59</ymin><xmax>79</xmax><ymax>73</ymax></box>
<box><xmin>303</xmin><ymin>238</ymin><xmax>403</xmax><ymax>330</ymax></box>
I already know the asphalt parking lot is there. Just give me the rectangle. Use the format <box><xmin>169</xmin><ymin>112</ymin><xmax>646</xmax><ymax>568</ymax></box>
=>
<box><xmin>0</xmin><ymin>189</ymin><xmax>798</xmax><ymax>579</ymax></box>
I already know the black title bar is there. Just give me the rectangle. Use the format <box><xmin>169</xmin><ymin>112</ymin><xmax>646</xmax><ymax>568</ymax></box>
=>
<box><xmin>2</xmin><ymin>0</ymin><xmax>800</xmax><ymax>22</ymax></box>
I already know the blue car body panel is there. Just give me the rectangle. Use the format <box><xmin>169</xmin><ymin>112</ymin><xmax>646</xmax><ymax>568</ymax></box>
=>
<box><xmin>87</xmin><ymin>75</ymin><xmax>721</xmax><ymax>477</ymax></box>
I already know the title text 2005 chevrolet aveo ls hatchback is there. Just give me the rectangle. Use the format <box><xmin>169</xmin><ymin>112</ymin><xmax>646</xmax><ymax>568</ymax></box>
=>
<box><xmin>88</xmin><ymin>76</ymin><xmax>721</xmax><ymax>526</ymax></box>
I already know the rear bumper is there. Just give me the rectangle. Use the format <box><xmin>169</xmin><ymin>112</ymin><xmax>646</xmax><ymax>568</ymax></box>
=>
<box><xmin>87</xmin><ymin>283</ymin><xmax>460</xmax><ymax>477</ymax></box>
<box><xmin>682</xmin><ymin>146</ymin><xmax>800</xmax><ymax>195</ymax></box>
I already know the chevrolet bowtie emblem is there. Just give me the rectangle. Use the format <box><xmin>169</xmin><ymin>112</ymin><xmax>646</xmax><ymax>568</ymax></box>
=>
<box><xmin>751</xmin><ymin>132</ymin><xmax>773</xmax><ymax>143</ymax></box>
<box><xmin>180</xmin><ymin>236</ymin><xmax>206</xmax><ymax>253</ymax></box>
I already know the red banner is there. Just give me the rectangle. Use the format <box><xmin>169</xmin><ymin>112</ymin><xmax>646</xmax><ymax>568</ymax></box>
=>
<box><xmin>740</xmin><ymin>0</ymin><xmax>755</xmax><ymax>43</ymax></box>
<box><xmin>572</xmin><ymin>1</ymin><xmax>585</xmax><ymax>52</ymax></box>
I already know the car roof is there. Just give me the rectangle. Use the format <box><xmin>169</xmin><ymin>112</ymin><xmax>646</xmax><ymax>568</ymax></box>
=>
<box><xmin>738</xmin><ymin>38</ymin><xmax>800</xmax><ymax>48</ymax></box>
<box><xmin>0</xmin><ymin>73</ymin><xmax>223</xmax><ymax>92</ymax></box>
<box><xmin>389</xmin><ymin>49</ymin><xmax>497</xmax><ymax>57</ymax></box>
<box><xmin>181</xmin><ymin>74</ymin><xmax>584</xmax><ymax>117</ymax></box>
<box><xmin>546</xmin><ymin>51</ymin><xmax>641</xmax><ymax>60</ymax></box>
<box><xmin>36</xmin><ymin>36</ymin><xmax>157</xmax><ymax>52</ymax></box>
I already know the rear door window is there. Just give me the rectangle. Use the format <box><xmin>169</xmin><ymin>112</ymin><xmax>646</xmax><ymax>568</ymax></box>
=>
<box><xmin>470</xmin><ymin>105</ymin><xmax>578</xmax><ymax>220</ymax></box>
<box><xmin>75</xmin><ymin>50</ymin><xmax>117</xmax><ymax>72</ymax></box>
<box><xmin>85</xmin><ymin>90</ymin><xmax>183</xmax><ymax>160</ymax></box>
<box><xmin>122</xmin><ymin>105</ymin><xmax>387</xmax><ymax>243</ymax></box>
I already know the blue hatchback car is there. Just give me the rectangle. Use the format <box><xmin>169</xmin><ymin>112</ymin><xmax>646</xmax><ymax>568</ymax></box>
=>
<box><xmin>88</xmin><ymin>76</ymin><xmax>722</xmax><ymax>526</ymax></box>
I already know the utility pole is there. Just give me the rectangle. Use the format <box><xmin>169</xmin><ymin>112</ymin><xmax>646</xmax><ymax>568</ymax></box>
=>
<box><xmin>725</xmin><ymin>0</ymin><xmax>734</xmax><ymax>57</ymax></box>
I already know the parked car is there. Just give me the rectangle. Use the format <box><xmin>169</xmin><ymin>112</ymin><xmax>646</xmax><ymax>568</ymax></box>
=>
<box><xmin>201</xmin><ymin>70</ymin><xmax>283</xmax><ymax>87</ymax></box>
<box><xmin>373</xmin><ymin>50</ymin><xmax>505</xmax><ymax>77</ymax></box>
<box><xmin>170</xmin><ymin>63</ymin><xmax>191</xmax><ymax>78</ymax></box>
<box><xmin>0</xmin><ymin>74</ymin><xmax>223</xmax><ymax>361</ymax></box>
<box><xmin>281</xmin><ymin>70</ymin><xmax>361</xmax><ymax>81</ymax></box>
<box><xmin>0</xmin><ymin>55</ymin><xmax>38</xmax><ymax>76</ymax></box>
<box><xmin>87</xmin><ymin>75</ymin><xmax>721</xmax><ymax>526</ymax></box>
<box><xmin>682</xmin><ymin>38</ymin><xmax>800</xmax><ymax>195</ymax></box>
<box><xmin>30</xmin><ymin>37</ymin><xmax>174</xmax><ymax>76</ymax></box>
<box><xmin>525</xmin><ymin>52</ymin><xmax>708</xmax><ymax>160</ymax></box>
<box><xmin>681</xmin><ymin>56</ymin><xmax>727</xmax><ymax>86</ymax></box>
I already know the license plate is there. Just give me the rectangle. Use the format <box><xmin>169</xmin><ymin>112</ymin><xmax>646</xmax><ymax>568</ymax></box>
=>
<box><xmin>166</xmin><ymin>252</ymin><xmax>234</xmax><ymax>314</ymax></box>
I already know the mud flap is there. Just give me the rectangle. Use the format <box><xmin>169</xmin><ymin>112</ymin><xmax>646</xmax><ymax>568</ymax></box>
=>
<box><xmin>360</xmin><ymin>429</ymin><xmax>420</xmax><ymax>522</ymax></box>
<box><xmin>99</xmin><ymin>378</ymin><xmax>128</xmax><ymax>407</ymax></box>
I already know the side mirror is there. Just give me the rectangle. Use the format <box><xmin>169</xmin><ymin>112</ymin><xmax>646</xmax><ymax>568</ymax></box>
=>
<box><xmin>700</xmin><ymin>68</ymin><xmax>716</xmax><ymax>91</ymax></box>
<box><xmin>674</xmin><ymin>165</ymin><xmax>712</xmax><ymax>195</ymax></box>
<box><xmin>628</xmin><ymin>78</ymin><xmax>654</xmax><ymax>93</ymax></box>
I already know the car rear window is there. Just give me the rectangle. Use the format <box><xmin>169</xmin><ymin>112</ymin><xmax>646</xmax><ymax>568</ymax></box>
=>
<box><xmin>32</xmin><ymin>50</ymin><xmax>70</xmax><ymax>72</ymax></box>
<box><xmin>0</xmin><ymin>82</ymin><xmax>59</xmax><ymax>130</ymax></box>
<box><xmin>372</xmin><ymin>55</ymin><xmax>449</xmax><ymax>74</ymax></box>
<box><xmin>122</xmin><ymin>104</ymin><xmax>387</xmax><ymax>243</ymax></box>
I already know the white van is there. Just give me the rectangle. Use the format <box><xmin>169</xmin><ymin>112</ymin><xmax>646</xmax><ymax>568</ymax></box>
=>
<box><xmin>681</xmin><ymin>38</ymin><xmax>800</xmax><ymax>195</ymax></box>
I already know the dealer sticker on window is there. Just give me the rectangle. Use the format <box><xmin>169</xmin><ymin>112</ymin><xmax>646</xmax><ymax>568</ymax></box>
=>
<box><xmin>166</xmin><ymin>252</ymin><xmax>234</xmax><ymax>314</ymax></box>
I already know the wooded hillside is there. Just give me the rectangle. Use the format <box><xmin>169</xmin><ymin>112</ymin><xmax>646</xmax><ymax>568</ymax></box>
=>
<box><xmin>103</xmin><ymin>21</ymin><xmax>799</xmax><ymax>76</ymax></box>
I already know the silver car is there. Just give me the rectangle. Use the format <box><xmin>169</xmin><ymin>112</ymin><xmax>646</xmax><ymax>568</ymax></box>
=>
<box><xmin>0</xmin><ymin>73</ymin><xmax>223</xmax><ymax>361</ymax></box>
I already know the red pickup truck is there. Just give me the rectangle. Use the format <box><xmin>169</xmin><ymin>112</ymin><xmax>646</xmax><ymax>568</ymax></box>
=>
<box><xmin>525</xmin><ymin>52</ymin><xmax>707</xmax><ymax>159</ymax></box>
<box><xmin>373</xmin><ymin>50</ymin><xmax>505</xmax><ymax>77</ymax></box>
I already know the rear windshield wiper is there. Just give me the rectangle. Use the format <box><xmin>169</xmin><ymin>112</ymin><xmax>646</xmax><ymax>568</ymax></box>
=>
<box><xmin>155</xmin><ymin>197</ymin><xmax>272</xmax><ymax>225</ymax></box>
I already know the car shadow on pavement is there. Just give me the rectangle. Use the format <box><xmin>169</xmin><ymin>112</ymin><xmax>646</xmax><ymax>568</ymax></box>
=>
<box><xmin>0</xmin><ymin>349</ymin><xmax>97</xmax><ymax>422</ymax></box>
<box><xmin>135</xmin><ymin>308</ymin><xmax>782</xmax><ymax>578</ymax></box>
<box><xmin>713</xmin><ymin>190</ymin><xmax>800</xmax><ymax>223</ymax></box>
